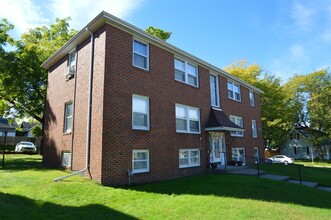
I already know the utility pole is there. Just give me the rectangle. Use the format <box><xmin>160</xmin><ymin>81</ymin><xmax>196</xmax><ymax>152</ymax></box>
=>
<box><xmin>2</xmin><ymin>130</ymin><xmax>8</xmax><ymax>168</ymax></box>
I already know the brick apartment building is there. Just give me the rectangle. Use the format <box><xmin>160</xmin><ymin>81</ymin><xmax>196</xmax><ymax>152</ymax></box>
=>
<box><xmin>42</xmin><ymin>11</ymin><xmax>264</xmax><ymax>186</ymax></box>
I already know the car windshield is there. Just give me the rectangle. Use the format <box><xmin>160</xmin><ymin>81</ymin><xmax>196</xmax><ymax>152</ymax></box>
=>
<box><xmin>21</xmin><ymin>142</ymin><xmax>33</xmax><ymax>146</ymax></box>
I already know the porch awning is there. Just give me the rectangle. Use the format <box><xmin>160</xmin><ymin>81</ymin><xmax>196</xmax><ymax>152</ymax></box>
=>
<box><xmin>205</xmin><ymin>108</ymin><xmax>245</xmax><ymax>132</ymax></box>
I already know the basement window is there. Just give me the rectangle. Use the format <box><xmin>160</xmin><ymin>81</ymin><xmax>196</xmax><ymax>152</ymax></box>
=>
<box><xmin>61</xmin><ymin>151</ymin><xmax>71</xmax><ymax>167</ymax></box>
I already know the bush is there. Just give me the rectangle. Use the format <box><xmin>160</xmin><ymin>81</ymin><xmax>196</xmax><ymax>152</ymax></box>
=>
<box><xmin>0</xmin><ymin>144</ymin><xmax>15</xmax><ymax>152</ymax></box>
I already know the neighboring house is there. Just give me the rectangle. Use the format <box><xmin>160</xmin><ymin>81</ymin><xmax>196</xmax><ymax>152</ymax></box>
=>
<box><xmin>16</xmin><ymin>122</ymin><xmax>41</xmax><ymax>137</ymax></box>
<box><xmin>0</xmin><ymin>118</ymin><xmax>17</xmax><ymax>137</ymax></box>
<box><xmin>281</xmin><ymin>128</ymin><xmax>331</xmax><ymax>160</ymax></box>
<box><xmin>41</xmin><ymin>11</ymin><xmax>264</xmax><ymax>186</ymax></box>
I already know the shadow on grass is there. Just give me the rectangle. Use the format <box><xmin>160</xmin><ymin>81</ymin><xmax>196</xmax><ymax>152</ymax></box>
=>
<box><xmin>126</xmin><ymin>174</ymin><xmax>331</xmax><ymax>209</ymax></box>
<box><xmin>0</xmin><ymin>192</ymin><xmax>137</xmax><ymax>219</ymax></box>
<box><xmin>0</xmin><ymin>154</ymin><xmax>43</xmax><ymax>172</ymax></box>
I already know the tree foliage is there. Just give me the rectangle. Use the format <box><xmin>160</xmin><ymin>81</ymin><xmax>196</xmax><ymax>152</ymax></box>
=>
<box><xmin>32</xmin><ymin>125</ymin><xmax>43</xmax><ymax>137</ymax></box>
<box><xmin>0</xmin><ymin>18</ymin><xmax>76</xmax><ymax>124</ymax></box>
<box><xmin>285</xmin><ymin>69</ymin><xmax>331</xmax><ymax>160</ymax></box>
<box><xmin>145</xmin><ymin>26</ymin><xmax>172</xmax><ymax>41</ymax></box>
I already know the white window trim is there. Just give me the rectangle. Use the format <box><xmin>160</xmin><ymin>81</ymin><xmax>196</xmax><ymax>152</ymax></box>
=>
<box><xmin>232</xmin><ymin>147</ymin><xmax>246</xmax><ymax>165</ymax></box>
<box><xmin>132</xmin><ymin>39</ymin><xmax>149</xmax><ymax>70</ymax></box>
<box><xmin>64</xmin><ymin>102</ymin><xmax>73</xmax><ymax>133</ymax></box>
<box><xmin>61</xmin><ymin>151</ymin><xmax>72</xmax><ymax>167</ymax></box>
<box><xmin>179</xmin><ymin>149</ymin><xmax>201</xmax><ymax>168</ymax></box>
<box><xmin>252</xmin><ymin>120</ymin><xmax>257</xmax><ymax>138</ymax></box>
<box><xmin>132</xmin><ymin>94</ymin><xmax>150</xmax><ymax>130</ymax></box>
<box><xmin>249</xmin><ymin>90</ymin><xmax>255</xmax><ymax>107</ymax></box>
<box><xmin>227</xmin><ymin>81</ymin><xmax>241</xmax><ymax>102</ymax></box>
<box><xmin>132</xmin><ymin>150</ymin><xmax>150</xmax><ymax>174</ymax></box>
<box><xmin>66</xmin><ymin>49</ymin><xmax>77</xmax><ymax>76</ymax></box>
<box><xmin>174</xmin><ymin>58</ymin><xmax>199</xmax><ymax>87</ymax></box>
<box><xmin>229</xmin><ymin>115</ymin><xmax>244</xmax><ymax>137</ymax></box>
<box><xmin>210</xmin><ymin>74</ymin><xmax>220</xmax><ymax>107</ymax></box>
<box><xmin>254</xmin><ymin>147</ymin><xmax>259</xmax><ymax>163</ymax></box>
<box><xmin>175</xmin><ymin>104</ymin><xmax>201</xmax><ymax>134</ymax></box>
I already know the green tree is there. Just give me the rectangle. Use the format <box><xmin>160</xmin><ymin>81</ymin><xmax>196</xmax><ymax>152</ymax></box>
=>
<box><xmin>0</xmin><ymin>18</ymin><xmax>76</xmax><ymax>124</ymax></box>
<box><xmin>224</xmin><ymin>59</ymin><xmax>262</xmax><ymax>85</ymax></box>
<box><xmin>286</xmin><ymin>69</ymin><xmax>331</xmax><ymax>160</ymax></box>
<box><xmin>145</xmin><ymin>26</ymin><xmax>172</xmax><ymax>41</ymax></box>
<box><xmin>32</xmin><ymin>125</ymin><xmax>43</xmax><ymax>137</ymax></box>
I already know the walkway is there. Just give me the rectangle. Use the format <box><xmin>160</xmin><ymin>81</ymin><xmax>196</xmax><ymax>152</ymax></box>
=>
<box><xmin>208</xmin><ymin>165</ymin><xmax>331</xmax><ymax>192</ymax></box>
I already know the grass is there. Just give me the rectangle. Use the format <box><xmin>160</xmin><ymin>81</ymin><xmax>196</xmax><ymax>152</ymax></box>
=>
<box><xmin>257</xmin><ymin>163</ymin><xmax>331</xmax><ymax>187</ymax></box>
<box><xmin>1</xmin><ymin>154</ymin><xmax>331</xmax><ymax>219</ymax></box>
<box><xmin>296</xmin><ymin>160</ymin><xmax>331</xmax><ymax>168</ymax></box>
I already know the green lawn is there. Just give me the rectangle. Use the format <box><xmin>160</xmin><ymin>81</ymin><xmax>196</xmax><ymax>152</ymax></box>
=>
<box><xmin>1</xmin><ymin>154</ymin><xmax>331</xmax><ymax>220</ymax></box>
<box><xmin>257</xmin><ymin>163</ymin><xmax>331</xmax><ymax>187</ymax></box>
<box><xmin>296</xmin><ymin>160</ymin><xmax>331</xmax><ymax>168</ymax></box>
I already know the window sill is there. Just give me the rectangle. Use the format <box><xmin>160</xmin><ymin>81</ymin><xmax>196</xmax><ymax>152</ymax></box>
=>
<box><xmin>174</xmin><ymin>79</ymin><xmax>199</xmax><ymax>89</ymax></box>
<box><xmin>133</xmin><ymin>64</ymin><xmax>149</xmax><ymax>72</ymax></box>
<box><xmin>63</xmin><ymin>131</ymin><xmax>72</xmax><ymax>135</ymax></box>
<box><xmin>228</xmin><ymin>97</ymin><xmax>241</xmax><ymax>103</ymax></box>
<box><xmin>132</xmin><ymin>127</ymin><xmax>150</xmax><ymax>131</ymax></box>
<box><xmin>132</xmin><ymin>170</ymin><xmax>149</xmax><ymax>174</ymax></box>
<box><xmin>176</xmin><ymin>131</ymin><xmax>201</xmax><ymax>135</ymax></box>
<box><xmin>179</xmin><ymin>164</ymin><xmax>200</xmax><ymax>169</ymax></box>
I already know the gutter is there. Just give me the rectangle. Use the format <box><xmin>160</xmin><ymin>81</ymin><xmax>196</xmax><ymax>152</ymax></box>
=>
<box><xmin>41</xmin><ymin>11</ymin><xmax>263</xmax><ymax>94</ymax></box>
<box><xmin>54</xmin><ymin>28</ymin><xmax>95</xmax><ymax>182</ymax></box>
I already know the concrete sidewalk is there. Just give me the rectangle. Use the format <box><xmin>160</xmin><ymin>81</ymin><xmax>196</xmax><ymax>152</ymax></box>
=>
<box><xmin>212</xmin><ymin>166</ymin><xmax>331</xmax><ymax>192</ymax></box>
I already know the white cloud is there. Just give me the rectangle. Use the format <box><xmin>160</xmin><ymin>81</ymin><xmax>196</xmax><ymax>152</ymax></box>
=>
<box><xmin>0</xmin><ymin>0</ymin><xmax>145</xmax><ymax>37</ymax></box>
<box><xmin>291</xmin><ymin>2</ymin><xmax>315</xmax><ymax>31</ymax></box>
<box><xmin>0</xmin><ymin>0</ymin><xmax>49</xmax><ymax>37</ymax></box>
<box><xmin>290</xmin><ymin>44</ymin><xmax>307</xmax><ymax>61</ymax></box>
<box><xmin>321</xmin><ymin>30</ymin><xmax>331</xmax><ymax>42</ymax></box>
<box><xmin>48</xmin><ymin>0</ymin><xmax>145</xmax><ymax>30</ymax></box>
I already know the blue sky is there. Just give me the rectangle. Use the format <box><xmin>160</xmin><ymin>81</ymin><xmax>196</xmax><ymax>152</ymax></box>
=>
<box><xmin>1</xmin><ymin>0</ymin><xmax>331</xmax><ymax>81</ymax></box>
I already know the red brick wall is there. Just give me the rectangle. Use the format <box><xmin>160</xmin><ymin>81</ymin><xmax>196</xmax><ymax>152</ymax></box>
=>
<box><xmin>101</xmin><ymin>25</ymin><xmax>209</xmax><ymax>185</ymax></box>
<box><xmin>44</xmin><ymin>22</ymin><xmax>264</xmax><ymax>186</ymax></box>
<box><xmin>43</xmin><ymin>54</ymin><xmax>74</xmax><ymax>167</ymax></box>
<box><xmin>219</xmin><ymin>75</ymin><xmax>264</xmax><ymax>163</ymax></box>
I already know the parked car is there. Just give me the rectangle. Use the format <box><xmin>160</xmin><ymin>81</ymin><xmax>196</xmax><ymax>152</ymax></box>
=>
<box><xmin>15</xmin><ymin>141</ymin><xmax>37</xmax><ymax>153</ymax></box>
<box><xmin>268</xmin><ymin>155</ymin><xmax>295</xmax><ymax>165</ymax></box>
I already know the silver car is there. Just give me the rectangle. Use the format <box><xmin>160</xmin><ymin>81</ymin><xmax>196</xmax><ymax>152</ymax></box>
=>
<box><xmin>269</xmin><ymin>155</ymin><xmax>295</xmax><ymax>165</ymax></box>
<box><xmin>15</xmin><ymin>141</ymin><xmax>37</xmax><ymax>153</ymax></box>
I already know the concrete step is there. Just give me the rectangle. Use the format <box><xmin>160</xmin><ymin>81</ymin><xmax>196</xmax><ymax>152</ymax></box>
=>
<box><xmin>316</xmin><ymin>186</ymin><xmax>331</xmax><ymax>192</ymax></box>
<box><xmin>260</xmin><ymin>174</ymin><xmax>290</xmax><ymax>181</ymax></box>
<box><xmin>287</xmin><ymin>179</ymin><xmax>319</xmax><ymax>188</ymax></box>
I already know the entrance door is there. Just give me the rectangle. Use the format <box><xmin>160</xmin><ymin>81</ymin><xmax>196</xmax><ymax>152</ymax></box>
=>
<box><xmin>210</xmin><ymin>133</ymin><xmax>226</xmax><ymax>165</ymax></box>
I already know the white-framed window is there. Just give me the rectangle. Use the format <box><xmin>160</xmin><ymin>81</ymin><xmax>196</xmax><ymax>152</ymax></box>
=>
<box><xmin>174</xmin><ymin>58</ymin><xmax>199</xmax><ymax>87</ymax></box>
<box><xmin>179</xmin><ymin>149</ymin><xmax>200</xmax><ymax>168</ymax></box>
<box><xmin>232</xmin><ymin>148</ymin><xmax>246</xmax><ymax>165</ymax></box>
<box><xmin>66</xmin><ymin>50</ymin><xmax>76</xmax><ymax>77</ymax></box>
<box><xmin>132</xmin><ymin>150</ymin><xmax>149</xmax><ymax>173</ymax></box>
<box><xmin>249</xmin><ymin>91</ymin><xmax>255</xmax><ymax>107</ymax></box>
<box><xmin>227</xmin><ymin>81</ymin><xmax>241</xmax><ymax>101</ymax></box>
<box><xmin>64</xmin><ymin>102</ymin><xmax>73</xmax><ymax>133</ymax></box>
<box><xmin>252</xmin><ymin>120</ymin><xmax>257</xmax><ymax>138</ymax></box>
<box><xmin>69</xmin><ymin>51</ymin><xmax>76</xmax><ymax>68</ymax></box>
<box><xmin>132</xmin><ymin>95</ymin><xmax>149</xmax><ymax>130</ymax></box>
<box><xmin>229</xmin><ymin>115</ymin><xmax>244</xmax><ymax>137</ymax></box>
<box><xmin>133</xmin><ymin>39</ymin><xmax>149</xmax><ymax>70</ymax></box>
<box><xmin>175</xmin><ymin>104</ymin><xmax>200</xmax><ymax>134</ymax></box>
<box><xmin>61</xmin><ymin>151</ymin><xmax>71</xmax><ymax>167</ymax></box>
<box><xmin>254</xmin><ymin>147</ymin><xmax>259</xmax><ymax>163</ymax></box>
<box><xmin>210</xmin><ymin>74</ymin><xmax>220</xmax><ymax>107</ymax></box>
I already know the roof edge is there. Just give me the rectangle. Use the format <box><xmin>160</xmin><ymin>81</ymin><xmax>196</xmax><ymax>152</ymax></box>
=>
<box><xmin>41</xmin><ymin>11</ymin><xmax>263</xmax><ymax>94</ymax></box>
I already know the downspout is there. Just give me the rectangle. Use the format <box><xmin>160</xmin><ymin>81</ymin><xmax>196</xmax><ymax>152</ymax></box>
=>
<box><xmin>54</xmin><ymin>28</ymin><xmax>95</xmax><ymax>181</ymax></box>
<box><xmin>85</xmin><ymin>28</ymin><xmax>95</xmax><ymax>178</ymax></box>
